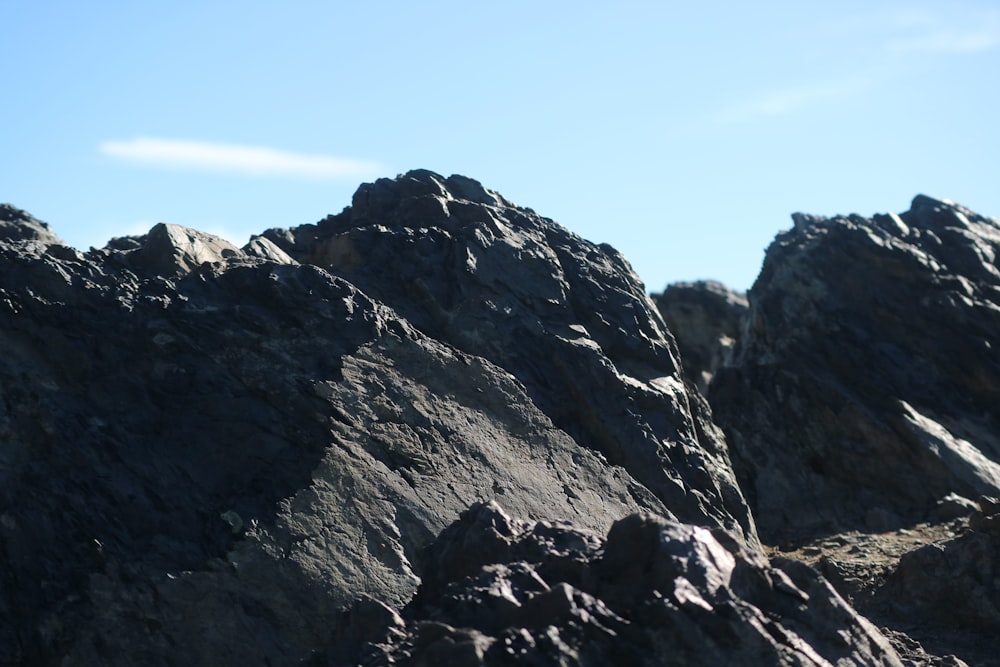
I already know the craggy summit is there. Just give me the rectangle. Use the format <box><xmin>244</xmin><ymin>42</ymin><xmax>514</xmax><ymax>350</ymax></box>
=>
<box><xmin>0</xmin><ymin>175</ymin><xmax>998</xmax><ymax>664</ymax></box>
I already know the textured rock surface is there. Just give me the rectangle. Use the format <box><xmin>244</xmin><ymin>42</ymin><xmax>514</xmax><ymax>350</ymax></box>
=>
<box><xmin>711</xmin><ymin>195</ymin><xmax>1000</xmax><ymax>541</ymax></box>
<box><xmin>0</xmin><ymin>207</ymin><xmax>667</xmax><ymax>664</ymax></box>
<box><xmin>259</xmin><ymin>170</ymin><xmax>757</xmax><ymax>549</ymax></box>
<box><xmin>652</xmin><ymin>280</ymin><xmax>747</xmax><ymax>392</ymax></box>
<box><xmin>866</xmin><ymin>497</ymin><xmax>1000</xmax><ymax>665</ymax></box>
<box><xmin>769</xmin><ymin>519</ymin><xmax>979</xmax><ymax>666</ymax></box>
<box><xmin>0</xmin><ymin>173</ymin><xmax>759</xmax><ymax>665</ymax></box>
<box><xmin>6</xmin><ymin>176</ymin><xmax>998</xmax><ymax>665</ymax></box>
<box><xmin>0</xmin><ymin>203</ymin><xmax>62</xmax><ymax>244</ymax></box>
<box><xmin>316</xmin><ymin>502</ymin><xmax>902</xmax><ymax>666</ymax></box>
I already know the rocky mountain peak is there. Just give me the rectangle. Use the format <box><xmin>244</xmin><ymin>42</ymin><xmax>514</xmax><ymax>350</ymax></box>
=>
<box><xmin>3</xmin><ymin>176</ymin><xmax>1000</xmax><ymax>664</ymax></box>
<box><xmin>713</xmin><ymin>194</ymin><xmax>1000</xmax><ymax>540</ymax></box>
<box><xmin>258</xmin><ymin>169</ymin><xmax>758</xmax><ymax>548</ymax></box>
<box><xmin>651</xmin><ymin>280</ymin><xmax>748</xmax><ymax>392</ymax></box>
<box><xmin>122</xmin><ymin>222</ymin><xmax>243</xmax><ymax>276</ymax></box>
<box><xmin>350</xmin><ymin>169</ymin><xmax>510</xmax><ymax>220</ymax></box>
<box><xmin>0</xmin><ymin>203</ymin><xmax>62</xmax><ymax>245</ymax></box>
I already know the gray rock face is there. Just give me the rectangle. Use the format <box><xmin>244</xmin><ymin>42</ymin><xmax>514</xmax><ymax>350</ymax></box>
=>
<box><xmin>0</xmin><ymin>221</ymin><xmax>672</xmax><ymax>664</ymax></box>
<box><xmin>261</xmin><ymin>169</ymin><xmax>757</xmax><ymax>548</ymax></box>
<box><xmin>0</xmin><ymin>204</ymin><xmax>62</xmax><ymax>245</ymax></box>
<box><xmin>317</xmin><ymin>502</ymin><xmax>902</xmax><ymax>666</ymax></box>
<box><xmin>652</xmin><ymin>280</ymin><xmax>748</xmax><ymax>392</ymax></box>
<box><xmin>869</xmin><ymin>497</ymin><xmax>1000</xmax><ymax>663</ymax></box>
<box><xmin>0</xmin><ymin>173</ymin><xmax>763</xmax><ymax>665</ymax></box>
<box><xmin>20</xmin><ymin>174</ymin><xmax>997</xmax><ymax>665</ymax></box>
<box><xmin>711</xmin><ymin>196</ymin><xmax>1000</xmax><ymax>541</ymax></box>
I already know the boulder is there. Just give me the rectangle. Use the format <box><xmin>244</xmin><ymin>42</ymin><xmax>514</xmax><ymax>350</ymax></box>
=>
<box><xmin>652</xmin><ymin>280</ymin><xmax>747</xmax><ymax>392</ymax></box>
<box><xmin>0</xmin><ymin>203</ymin><xmax>62</xmax><ymax>245</ymax></box>
<box><xmin>711</xmin><ymin>196</ymin><xmax>1000</xmax><ymax>540</ymax></box>
<box><xmin>317</xmin><ymin>502</ymin><xmax>903</xmax><ymax>666</ymax></box>
<box><xmin>119</xmin><ymin>222</ymin><xmax>243</xmax><ymax>275</ymax></box>
<box><xmin>261</xmin><ymin>169</ymin><xmax>757</xmax><ymax>548</ymax></box>
<box><xmin>872</xmin><ymin>496</ymin><xmax>1000</xmax><ymax>636</ymax></box>
<box><xmin>0</xmin><ymin>174</ymin><xmax>757</xmax><ymax>664</ymax></box>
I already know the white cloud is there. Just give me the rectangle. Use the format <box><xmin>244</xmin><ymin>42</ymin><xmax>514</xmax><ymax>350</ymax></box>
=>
<box><xmin>829</xmin><ymin>8</ymin><xmax>1000</xmax><ymax>55</ymax></box>
<box><xmin>100</xmin><ymin>137</ymin><xmax>382</xmax><ymax>180</ymax></box>
<box><xmin>887</xmin><ymin>28</ymin><xmax>1000</xmax><ymax>54</ymax></box>
<box><xmin>714</xmin><ymin>78</ymin><xmax>867</xmax><ymax>125</ymax></box>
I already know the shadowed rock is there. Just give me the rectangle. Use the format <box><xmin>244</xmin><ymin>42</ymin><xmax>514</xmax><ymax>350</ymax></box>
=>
<box><xmin>652</xmin><ymin>280</ymin><xmax>748</xmax><ymax>392</ymax></box>
<box><xmin>711</xmin><ymin>196</ymin><xmax>1000</xmax><ymax>541</ymax></box>
<box><xmin>260</xmin><ymin>169</ymin><xmax>757</xmax><ymax>548</ymax></box>
<box><xmin>0</xmin><ymin>179</ymin><xmax>744</xmax><ymax>665</ymax></box>
<box><xmin>0</xmin><ymin>204</ymin><xmax>62</xmax><ymax>245</ymax></box>
<box><xmin>9</xmin><ymin>179</ymin><xmax>994</xmax><ymax>665</ymax></box>
<box><xmin>317</xmin><ymin>502</ymin><xmax>903</xmax><ymax>666</ymax></box>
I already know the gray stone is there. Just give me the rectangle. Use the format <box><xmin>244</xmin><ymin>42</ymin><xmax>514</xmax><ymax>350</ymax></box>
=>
<box><xmin>261</xmin><ymin>169</ymin><xmax>758</xmax><ymax>549</ymax></box>
<box><xmin>711</xmin><ymin>195</ymin><xmax>1000</xmax><ymax>540</ymax></box>
<box><xmin>0</xmin><ymin>203</ymin><xmax>62</xmax><ymax>245</ymax></box>
<box><xmin>931</xmin><ymin>493</ymin><xmax>979</xmax><ymax>521</ymax></box>
<box><xmin>652</xmin><ymin>280</ymin><xmax>748</xmax><ymax>392</ymax></box>
<box><xmin>873</xmin><ymin>517</ymin><xmax>1000</xmax><ymax>652</ymax></box>
<box><xmin>0</xmin><ymin>176</ymin><xmax>754</xmax><ymax>664</ymax></box>
<box><xmin>318</xmin><ymin>502</ymin><xmax>903</xmax><ymax>666</ymax></box>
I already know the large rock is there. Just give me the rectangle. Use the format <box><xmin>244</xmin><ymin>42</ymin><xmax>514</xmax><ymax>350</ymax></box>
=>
<box><xmin>0</xmin><ymin>217</ymin><xmax>665</xmax><ymax>664</ymax></box>
<box><xmin>868</xmin><ymin>498</ymin><xmax>1000</xmax><ymax>665</ymax></box>
<box><xmin>0</xmin><ymin>204</ymin><xmax>62</xmax><ymax>245</ymax></box>
<box><xmin>0</xmin><ymin>173</ymin><xmax>758</xmax><ymax>665</ymax></box>
<box><xmin>317</xmin><ymin>502</ymin><xmax>903</xmax><ymax>666</ymax></box>
<box><xmin>711</xmin><ymin>195</ymin><xmax>1000</xmax><ymax>540</ymax></box>
<box><xmin>652</xmin><ymin>280</ymin><xmax>748</xmax><ymax>392</ymax></box>
<box><xmin>260</xmin><ymin>169</ymin><xmax>757</xmax><ymax>548</ymax></box>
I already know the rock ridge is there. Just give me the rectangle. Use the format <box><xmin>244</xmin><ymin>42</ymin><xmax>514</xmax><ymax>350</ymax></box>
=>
<box><xmin>4</xmin><ymin>178</ymin><xmax>1000</xmax><ymax>664</ymax></box>
<box><xmin>258</xmin><ymin>169</ymin><xmax>758</xmax><ymax>548</ymax></box>
<box><xmin>711</xmin><ymin>194</ymin><xmax>1000</xmax><ymax>541</ymax></box>
<box><xmin>0</xmin><ymin>171</ymin><xmax>758</xmax><ymax>664</ymax></box>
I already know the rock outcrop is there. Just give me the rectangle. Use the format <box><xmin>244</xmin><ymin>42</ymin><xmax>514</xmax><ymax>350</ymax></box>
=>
<box><xmin>711</xmin><ymin>195</ymin><xmax>1000</xmax><ymax>541</ymax></box>
<box><xmin>652</xmin><ymin>280</ymin><xmax>747</xmax><ymax>392</ymax></box>
<box><xmin>0</xmin><ymin>171</ymin><xmax>763</xmax><ymax>664</ymax></box>
<box><xmin>868</xmin><ymin>497</ymin><xmax>1000</xmax><ymax>664</ymax></box>
<box><xmin>0</xmin><ymin>203</ymin><xmax>62</xmax><ymax>245</ymax></box>
<box><xmin>7</xmin><ymin>173</ymin><xmax>999</xmax><ymax>665</ymax></box>
<box><xmin>316</xmin><ymin>502</ymin><xmax>902</xmax><ymax>666</ymax></box>
<box><xmin>259</xmin><ymin>170</ymin><xmax>757</xmax><ymax>547</ymax></box>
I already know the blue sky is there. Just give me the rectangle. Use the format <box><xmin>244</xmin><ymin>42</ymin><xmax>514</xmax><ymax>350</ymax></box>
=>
<box><xmin>4</xmin><ymin>2</ymin><xmax>999</xmax><ymax>291</ymax></box>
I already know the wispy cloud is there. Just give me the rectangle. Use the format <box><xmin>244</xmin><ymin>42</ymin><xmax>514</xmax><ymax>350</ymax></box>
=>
<box><xmin>829</xmin><ymin>8</ymin><xmax>1000</xmax><ymax>55</ymax></box>
<box><xmin>886</xmin><ymin>27</ymin><xmax>1000</xmax><ymax>54</ymax></box>
<box><xmin>100</xmin><ymin>137</ymin><xmax>382</xmax><ymax>180</ymax></box>
<box><xmin>713</xmin><ymin>78</ymin><xmax>868</xmax><ymax>125</ymax></box>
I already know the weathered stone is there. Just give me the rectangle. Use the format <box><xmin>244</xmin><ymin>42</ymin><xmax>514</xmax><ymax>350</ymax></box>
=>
<box><xmin>243</xmin><ymin>234</ymin><xmax>298</xmax><ymax>264</ymax></box>
<box><xmin>0</xmin><ymin>175</ymin><xmax>749</xmax><ymax>664</ymax></box>
<box><xmin>931</xmin><ymin>493</ymin><xmax>979</xmax><ymax>521</ymax></box>
<box><xmin>262</xmin><ymin>169</ymin><xmax>757</xmax><ymax>548</ymax></box>
<box><xmin>0</xmin><ymin>203</ymin><xmax>62</xmax><ymax>245</ymax></box>
<box><xmin>652</xmin><ymin>280</ymin><xmax>747</xmax><ymax>392</ymax></box>
<box><xmin>711</xmin><ymin>196</ymin><xmax>1000</xmax><ymax>540</ymax></box>
<box><xmin>10</xmin><ymin>178</ymin><xmax>999</xmax><ymax>665</ymax></box>
<box><xmin>125</xmin><ymin>222</ymin><xmax>244</xmax><ymax>275</ymax></box>
<box><xmin>870</xmin><ymin>517</ymin><xmax>1000</xmax><ymax>665</ymax></box>
<box><xmin>0</xmin><ymin>237</ymin><xmax>667</xmax><ymax>663</ymax></box>
<box><xmin>317</xmin><ymin>502</ymin><xmax>903</xmax><ymax>666</ymax></box>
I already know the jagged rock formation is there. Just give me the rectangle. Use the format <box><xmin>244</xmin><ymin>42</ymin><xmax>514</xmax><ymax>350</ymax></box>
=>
<box><xmin>259</xmin><ymin>170</ymin><xmax>757</xmax><ymax>547</ymax></box>
<box><xmin>7</xmin><ymin>173</ymin><xmax>999</xmax><ymax>666</ymax></box>
<box><xmin>651</xmin><ymin>280</ymin><xmax>747</xmax><ymax>392</ymax></box>
<box><xmin>0</xmin><ymin>204</ymin><xmax>62</xmax><ymax>245</ymax></box>
<box><xmin>316</xmin><ymin>502</ymin><xmax>902</xmax><ymax>666</ymax></box>
<box><xmin>0</xmin><ymin>171</ymin><xmax>762</xmax><ymax>664</ymax></box>
<box><xmin>711</xmin><ymin>195</ymin><xmax>1000</xmax><ymax>541</ymax></box>
<box><xmin>869</xmin><ymin>497</ymin><xmax>1000</xmax><ymax>664</ymax></box>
